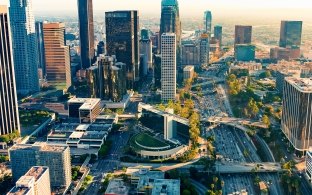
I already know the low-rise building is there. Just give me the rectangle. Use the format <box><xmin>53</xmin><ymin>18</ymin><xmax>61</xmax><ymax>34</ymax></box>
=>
<box><xmin>104</xmin><ymin>179</ymin><xmax>129</xmax><ymax>195</ymax></box>
<box><xmin>229</xmin><ymin>62</ymin><xmax>262</xmax><ymax>76</ymax></box>
<box><xmin>68</xmin><ymin>98</ymin><xmax>101</xmax><ymax>123</ymax></box>
<box><xmin>183</xmin><ymin>65</ymin><xmax>195</xmax><ymax>81</ymax></box>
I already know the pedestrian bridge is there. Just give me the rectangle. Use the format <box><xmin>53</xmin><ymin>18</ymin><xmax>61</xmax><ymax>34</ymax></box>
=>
<box><xmin>202</xmin><ymin>116</ymin><xmax>268</xmax><ymax>129</ymax></box>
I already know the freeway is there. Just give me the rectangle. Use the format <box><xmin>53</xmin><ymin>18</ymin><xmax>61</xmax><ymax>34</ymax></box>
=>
<box><xmin>215</xmin><ymin>162</ymin><xmax>282</xmax><ymax>174</ymax></box>
<box><xmin>205</xmin><ymin>116</ymin><xmax>268</xmax><ymax>129</ymax></box>
<box><xmin>190</xmin><ymin>179</ymin><xmax>208</xmax><ymax>195</ymax></box>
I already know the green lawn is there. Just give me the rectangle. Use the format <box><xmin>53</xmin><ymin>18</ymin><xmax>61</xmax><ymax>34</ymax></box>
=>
<box><xmin>134</xmin><ymin>133</ymin><xmax>169</xmax><ymax>148</ymax></box>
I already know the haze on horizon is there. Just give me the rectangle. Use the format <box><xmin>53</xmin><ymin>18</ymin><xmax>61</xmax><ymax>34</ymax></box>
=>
<box><xmin>0</xmin><ymin>0</ymin><xmax>311</xmax><ymax>22</ymax></box>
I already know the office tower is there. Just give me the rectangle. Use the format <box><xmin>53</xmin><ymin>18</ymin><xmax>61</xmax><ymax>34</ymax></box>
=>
<box><xmin>281</xmin><ymin>77</ymin><xmax>312</xmax><ymax>151</ymax></box>
<box><xmin>9</xmin><ymin>143</ymin><xmax>72</xmax><ymax>189</ymax></box>
<box><xmin>234</xmin><ymin>44</ymin><xmax>255</xmax><ymax>62</ymax></box>
<box><xmin>9</xmin><ymin>0</ymin><xmax>39</xmax><ymax>95</ymax></box>
<box><xmin>97</xmin><ymin>41</ymin><xmax>105</xmax><ymax>56</ymax></box>
<box><xmin>199</xmin><ymin>34</ymin><xmax>210</xmax><ymax>67</ymax></box>
<box><xmin>77</xmin><ymin>0</ymin><xmax>95</xmax><ymax>69</ymax></box>
<box><xmin>8</xmin><ymin>166</ymin><xmax>51</xmax><ymax>195</ymax></box>
<box><xmin>160</xmin><ymin>0</ymin><xmax>181</xmax><ymax>66</ymax></box>
<box><xmin>161</xmin><ymin>33</ymin><xmax>176</xmax><ymax>101</ymax></box>
<box><xmin>0</xmin><ymin>5</ymin><xmax>20</xmax><ymax>136</ymax></box>
<box><xmin>106</xmin><ymin>10</ymin><xmax>140</xmax><ymax>89</ymax></box>
<box><xmin>141</xmin><ymin>29</ymin><xmax>150</xmax><ymax>40</ymax></box>
<box><xmin>43</xmin><ymin>22</ymin><xmax>71</xmax><ymax>89</ymax></box>
<box><xmin>35</xmin><ymin>22</ymin><xmax>46</xmax><ymax>79</ymax></box>
<box><xmin>140</xmin><ymin>30</ymin><xmax>153</xmax><ymax>76</ymax></box>
<box><xmin>181</xmin><ymin>42</ymin><xmax>199</xmax><ymax>67</ymax></box>
<box><xmin>204</xmin><ymin>11</ymin><xmax>212</xmax><ymax>35</ymax></box>
<box><xmin>234</xmin><ymin>25</ymin><xmax>252</xmax><ymax>45</ymax></box>
<box><xmin>87</xmin><ymin>56</ymin><xmax>127</xmax><ymax>102</ymax></box>
<box><xmin>214</xmin><ymin>25</ymin><xmax>222</xmax><ymax>48</ymax></box>
<box><xmin>183</xmin><ymin>66</ymin><xmax>195</xmax><ymax>81</ymax></box>
<box><xmin>279</xmin><ymin>21</ymin><xmax>302</xmax><ymax>48</ymax></box>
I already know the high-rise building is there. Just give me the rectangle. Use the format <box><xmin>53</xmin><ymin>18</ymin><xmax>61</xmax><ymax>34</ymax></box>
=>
<box><xmin>234</xmin><ymin>25</ymin><xmax>252</xmax><ymax>45</ymax></box>
<box><xmin>9</xmin><ymin>0</ymin><xmax>39</xmax><ymax>95</ymax></box>
<box><xmin>8</xmin><ymin>166</ymin><xmax>51</xmax><ymax>195</ymax></box>
<box><xmin>9</xmin><ymin>142</ymin><xmax>72</xmax><ymax>189</ymax></box>
<box><xmin>0</xmin><ymin>5</ymin><xmax>20</xmax><ymax>136</ymax></box>
<box><xmin>306</xmin><ymin>149</ymin><xmax>312</xmax><ymax>182</ymax></box>
<box><xmin>77</xmin><ymin>0</ymin><xmax>95</xmax><ymax>69</ymax></box>
<box><xmin>161</xmin><ymin>33</ymin><xmax>176</xmax><ymax>101</ymax></box>
<box><xmin>87</xmin><ymin>56</ymin><xmax>127</xmax><ymax>102</ymax></box>
<box><xmin>105</xmin><ymin>10</ymin><xmax>139</xmax><ymax>89</ymax></box>
<box><xmin>140</xmin><ymin>30</ymin><xmax>153</xmax><ymax>76</ymax></box>
<box><xmin>43</xmin><ymin>22</ymin><xmax>71</xmax><ymax>89</ymax></box>
<box><xmin>214</xmin><ymin>25</ymin><xmax>222</xmax><ymax>48</ymax></box>
<box><xmin>199</xmin><ymin>33</ymin><xmax>210</xmax><ymax>68</ymax></box>
<box><xmin>279</xmin><ymin>21</ymin><xmax>302</xmax><ymax>49</ymax></box>
<box><xmin>281</xmin><ymin>77</ymin><xmax>312</xmax><ymax>151</ymax></box>
<box><xmin>204</xmin><ymin>11</ymin><xmax>212</xmax><ymax>35</ymax></box>
<box><xmin>160</xmin><ymin>0</ymin><xmax>181</xmax><ymax>66</ymax></box>
<box><xmin>181</xmin><ymin>42</ymin><xmax>199</xmax><ymax>67</ymax></box>
<box><xmin>35</xmin><ymin>21</ymin><xmax>46</xmax><ymax>79</ymax></box>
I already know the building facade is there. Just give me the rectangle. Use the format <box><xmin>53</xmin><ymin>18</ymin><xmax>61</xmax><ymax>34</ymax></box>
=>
<box><xmin>234</xmin><ymin>25</ymin><xmax>252</xmax><ymax>45</ymax></box>
<box><xmin>234</xmin><ymin>44</ymin><xmax>255</xmax><ymax>62</ymax></box>
<box><xmin>306</xmin><ymin>149</ymin><xmax>312</xmax><ymax>182</ymax></box>
<box><xmin>0</xmin><ymin>5</ymin><xmax>20</xmax><ymax>136</ymax></box>
<box><xmin>183</xmin><ymin>66</ymin><xmax>195</xmax><ymax>81</ymax></box>
<box><xmin>78</xmin><ymin>0</ymin><xmax>95</xmax><ymax>69</ymax></box>
<box><xmin>43</xmin><ymin>22</ymin><xmax>71</xmax><ymax>89</ymax></box>
<box><xmin>214</xmin><ymin>25</ymin><xmax>222</xmax><ymax>48</ymax></box>
<box><xmin>35</xmin><ymin>21</ymin><xmax>46</xmax><ymax>79</ymax></box>
<box><xmin>9</xmin><ymin>143</ymin><xmax>72</xmax><ymax>189</ymax></box>
<box><xmin>279</xmin><ymin>21</ymin><xmax>302</xmax><ymax>49</ymax></box>
<box><xmin>199</xmin><ymin>33</ymin><xmax>210</xmax><ymax>68</ymax></box>
<box><xmin>140</xmin><ymin>39</ymin><xmax>153</xmax><ymax>77</ymax></box>
<box><xmin>105</xmin><ymin>10</ymin><xmax>139</xmax><ymax>89</ymax></box>
<box><xmin>161</xmin><ymin>33</ymin><xmax>176</xmax><ymax>101</ymax></box>
<box><xmin>181</xmin><ymin>42</ymin><xmax>199</xmax><ymax>67</ymax></box>
<box><xmin>160</xmin><ymin>0</ymin><xmax>181</xmax><ymax>66</ymax></box>
<box><xmin>204</xmin><ymin>10</ymin><xmax>212</xmax><ymax>35</ymax></box>
<box><xmin>281</xmin><ymin>78</ymin><xmax>312</xmax><ymax>151</ymax></box>
<box><xmin>9</xmin><ymin>0</ymin><xmax>39</xmax><ymax>95</ymax></box>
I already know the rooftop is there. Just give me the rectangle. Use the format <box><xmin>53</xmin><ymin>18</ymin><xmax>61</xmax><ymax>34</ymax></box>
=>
<box><xmin>151</xmin><ymin>179</ymin><xmax>180</xmax><ymax>195</ymax></box>
<box><xmin>68</xmin><ymin>98</ymin><xmax>101</xmax><ymax>110</ymax></box>
<box><xmin>139</xmin><ymin>103</ymin><xmax>189</xmax><ymax>126</ymax></box>
<box><xmin>7</xmin><ymin>187</ymin><xmax>31</xmax><ymax>195</ymax></box>
<box><xmin>286</xmin><ymin>77</ymin><xmax>312</xmax><ymax>92</ymax></box>
<box><xmin>10</xmin><ymin>142</ymin><xmax>68</xmax><ymax>153</ymax></box>
<box><xmin>183</xmin><ymin>65</ymin><xmax>194</xmax><ymax>71</ymax></box>
<box><xmin>105</xmin><ymin>179</ymin><xmax>129</xmax><ymax>195</ymax></box>
<box><xmin>25</xmin><ymin>166</ymin><xmax>49</xmax><ymax>182</ymax></box>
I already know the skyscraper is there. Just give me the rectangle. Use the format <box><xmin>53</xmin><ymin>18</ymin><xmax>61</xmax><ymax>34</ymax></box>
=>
<box><xmin>281</xmin><ymin>77</ymin><xmax>312</xmax><ymax>151</ymax></box>
<box><xmin>182</xmin><ymin>42</ymin><xmax>199</xmax><ymax>67</ymax></box>
<box><xmin>97</xmin><ymin>41</ymin><xmax>105</xmax><ymax>56</ymax></box>
<box><xmin>43</xmin><ymin>22</ymin><xmax>71</xmax><ymax>89</ymax></box>
<box><xmin>0</xmin><ymin>5</ymin><xmax>20</xmax><ymax>136</ymax></box>
<box><xmin>78</xmin><ymin>0</ymin><xmax>95</xmax><ymax>69</ymax></box>
<box><xmin>9</xmin><ymin>143</ymin><xmax>72</xmax><ymax>189</ymax></box>
<box><xmin>140</xmin><ymin>29</ymin><xmax>153</xmax><ymax>76</ymax></box>
<box><xmin>214</xmin><ymin>25</ymin><xmax>222</xmax><ymax>48</ymax></box>
<box><xmin>161</xmin><ymin>33</ymin><xmax>176</xmax><ymax>101</ymax></box>
<box><xmin>160</xmin><ymin>0</ymin><xmax>181</xmax><ymax>66</ymax></box>
<box><xmin>200</xmin><ymin>33</ymin><xmax>210</xmax><ymax>68</ymax></box>
<box><xmin>279</xmin><ymin>21</ymin><xmax>303</xmax><ymax>48</ymax></box>
<box><xmin>35</xmin><ymin>21</ymin><xmax>46</xmax><ymax>79</ymax></box>
<box><xmin>9</xmin><ymin>0</ymin><xmax>39</xmax><ymax>95</ymax></box>
<box><xmin>234</xmin><ymin>25</ymin><xmax>252</xmax><ymax>45</ymax></box>
<box><xmin>204</xmin><ymin>11</ymin><xmax>212</xmax><ymax>35</ymax></box>
<box><xmin>105</xmin><ymin>10</ymin><xmax>140</xmax><ymax>89</ymax></box>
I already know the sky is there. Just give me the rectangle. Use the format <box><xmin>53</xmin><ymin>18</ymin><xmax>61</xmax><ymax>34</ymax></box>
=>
<box><xmin>0</xmin><ymin>0</ymin><xmax>312</xmax><ymax>20</ymax></box>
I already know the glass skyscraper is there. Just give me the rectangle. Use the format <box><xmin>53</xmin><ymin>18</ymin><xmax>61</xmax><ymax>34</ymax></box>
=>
<box><xmin>204</xmin><ymin>10</ymin><xmax>212</xmax><ymax>35</ymax></box>
<box><xmin>0</xmin><ymin>5</ymin><xmax>20</xmax><ymax>136</ymax></box>
<box><xmin>279</xmin><ymin>21</ymin><xmax>303</xmax><ymax>49</ymax></box>
<box><xmin>78</xmin><ymin>0</ymin><xmax>95</xmax><ymax>69</ymax></box>
<box><xmin>234</xmin><ymin>25</ymin><xmax>252</xmax><ymax>45</ymax></box>
<box><xmin>105</xmin><ymin>10</ymin><xmax>140</xmax><ymax>89</ymax></box>
<box><xmin>9</xmin><ymin>0</ymin><xmax>39</xmax><ymax>95</ymax></box>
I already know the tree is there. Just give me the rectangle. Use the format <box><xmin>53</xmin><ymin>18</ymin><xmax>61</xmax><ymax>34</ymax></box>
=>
<box><xmin>182</xmin><ymin>189</ymin><xmax>192</xmax><ymax>195</ymax></box>
<box><xmin>262</xmin><ymin>115</ymin><xmax>271</xmax><ymax>127</ymax></box>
